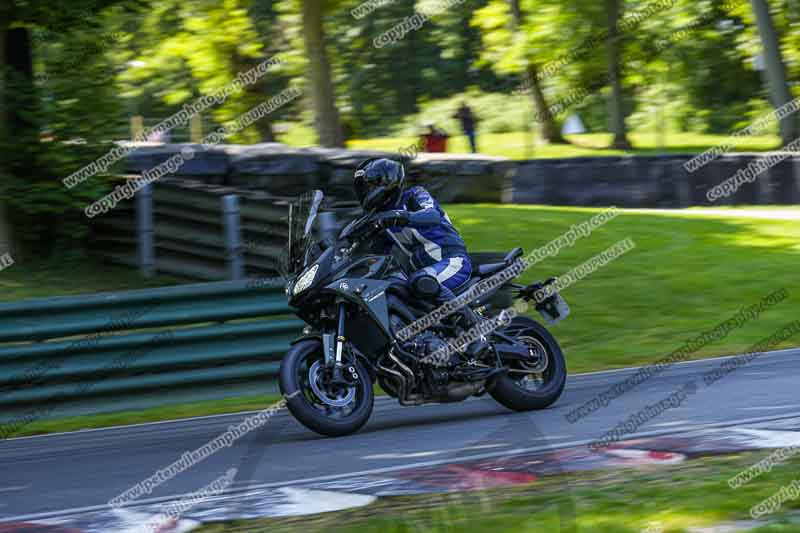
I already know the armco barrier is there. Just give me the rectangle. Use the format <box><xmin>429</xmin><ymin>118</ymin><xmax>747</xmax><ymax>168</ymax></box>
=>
<box><xmin>0</xmin><ymin>280</ymin><xmax>302</xmax><ymax>428</ymax></box>
<box><xmin>90</xmin><ymin>177</ymin><xmax>292</xmax><ymax>281</ymax></box>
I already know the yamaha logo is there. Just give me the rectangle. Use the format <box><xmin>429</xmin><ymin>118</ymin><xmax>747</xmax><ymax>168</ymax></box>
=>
<box><xmin>339</xmin><ymin>282</ymin><xmax>350</xmax><ymax>290</ymax></box>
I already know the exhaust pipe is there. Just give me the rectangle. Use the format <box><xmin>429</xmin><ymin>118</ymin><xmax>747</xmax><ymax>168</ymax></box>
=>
<box><xmin>442</xmin><ymin>381</ymin><xmax>484</xmax><ymax>402</ymax></box>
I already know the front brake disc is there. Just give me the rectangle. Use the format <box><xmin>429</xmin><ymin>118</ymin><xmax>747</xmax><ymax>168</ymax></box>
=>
<box><xmin>308</xmin><ymin>360</ymin><xmax>357</xmax><ymax>407</ymax></box>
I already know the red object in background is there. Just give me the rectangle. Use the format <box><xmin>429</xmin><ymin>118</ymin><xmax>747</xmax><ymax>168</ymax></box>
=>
<box><xmin>423</xmin><ymin>133</ymin><xmax>447</xmax><ymax>153</ymax></box>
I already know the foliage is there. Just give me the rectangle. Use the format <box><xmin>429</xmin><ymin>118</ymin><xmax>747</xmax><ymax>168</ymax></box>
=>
<box><xmin>114</xmin><ymin>0</ymin><xmax>296</xmax><ymax>143</ymax></box>
<box><xmin>3</xmin><ymin>0</ymin><xmax>800</xmax><ymax>256</ymax></box>
<box><xmin>392</xmin><ymin>89</ymin><xmax>535</xmax><ymax>137</ymax></box>
<box><xmin>2</xmin><ymin>4</ymin><xmax>124</xmax><ymax>258</ymax></box>
<box><xmin>324</xmin><ymin>0</ymin><xmax>504</xmax><ymax>138</ymax></box>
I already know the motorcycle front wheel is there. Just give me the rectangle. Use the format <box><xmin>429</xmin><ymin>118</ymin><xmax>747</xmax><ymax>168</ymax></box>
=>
<box><xmin>280</xmin><ymin>339</ymin><xmax>374</xmax><ymax>437</ymax></box>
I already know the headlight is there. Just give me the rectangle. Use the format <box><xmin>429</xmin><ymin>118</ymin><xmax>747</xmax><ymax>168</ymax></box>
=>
<box><xmin>293</xmin><ymin>264</ymin><xmax>319</xmax><ymax>295</ymax></box>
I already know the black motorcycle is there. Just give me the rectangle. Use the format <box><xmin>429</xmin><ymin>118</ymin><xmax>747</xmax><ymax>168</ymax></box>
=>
<box><xmin>280</xmin><ymin>191</ymin><xmax>569</xmax><ymax>437</ymax></box>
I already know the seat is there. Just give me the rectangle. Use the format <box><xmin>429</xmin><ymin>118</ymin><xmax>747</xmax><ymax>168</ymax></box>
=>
<box><xmin>477</xmin><ymin>262</ymin><xmax>506</xmax><ymax>276</ymax></box>
<box><xmin>453</xmin><ymin>277</ymin><xmax>479</xmax><ymax>295</ymax></box>
<box><xmin>474</xmin><ymin>248</ymin><xmax>524</xmax><ymax>277</ymax></box>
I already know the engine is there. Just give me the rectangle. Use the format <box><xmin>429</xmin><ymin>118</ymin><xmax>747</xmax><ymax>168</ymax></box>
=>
<box><xmin>377</xmin><ymin>328</ymin><xmax>482</xmax><ymax>404</ymax></box>
<box><xmin>403</xmin><ymin>330</ymin><xmax>450</xmax><ymax>363</ymax></box>
<box><xmin>401</xmin><ymin>331</ymin><xmax>454</xmax><ymax>395</ymax></box>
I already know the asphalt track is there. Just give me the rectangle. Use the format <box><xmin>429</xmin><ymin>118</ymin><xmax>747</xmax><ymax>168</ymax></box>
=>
<box><xmin>1</xmin><ymin>348</ymin><xmax>799</xmax><ymax>526</ymax></box>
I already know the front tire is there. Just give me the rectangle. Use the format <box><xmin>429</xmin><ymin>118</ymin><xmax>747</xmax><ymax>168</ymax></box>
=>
<box><xmin>280</xmin><ymin>339</ymin><xmax>374</xmax><ymax>437</ymax></box>
<box><xmin>489</xmin><ymin>317</ymin><xmax>567</xmax><ymax>411</ymax></box>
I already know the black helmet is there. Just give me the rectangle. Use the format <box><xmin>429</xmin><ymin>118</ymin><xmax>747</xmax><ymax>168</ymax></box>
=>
<box><xmin>353</xmin><ymin>158</ymin><xmax>405</xmax><ymax>211</ymax></box>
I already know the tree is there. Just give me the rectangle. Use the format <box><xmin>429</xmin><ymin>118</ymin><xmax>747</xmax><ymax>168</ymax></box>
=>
<box><xmin>473</xmin><ymin>0</ymin><xmax>566</xmax><ymax>144</ymax></box>
<box><xmin>605</xmin><ymin>0</ymin><xmax>631</xmax><ymax>149</ymax></box>
<box><xmin>1</xmin><ymin>1</ymin><xmax>133</xmax><ymax>257</ymax></box>
<box><xmin>248</xmin><ymin>0</ymin><xmax>300</xmax><ymax>143</ymax></box>
<box><xmin>301</xmin><ymin>0</ymin><xmax>345</xmax><ymax>147</ymax></box>
<box><xmin>4</xmin><ymin>26</ymin><xmax>38</xmax><ymax>174</ymax></box>
<box><xmin>508</xmin><ymin>0</ymin><xmax>564</xmax><ymax>144</ymax></box>
<box><xmin>750</xmin><ymin>0</ymin><xmax>799</xmax><ymax>144</ymax></box>
<box><xmin>1</xmin><ymin>8</ymin><xmax>9</xmax><ymax>254</ymax></box>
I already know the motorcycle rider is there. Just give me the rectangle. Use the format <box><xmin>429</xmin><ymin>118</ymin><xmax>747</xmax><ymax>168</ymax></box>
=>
<box><xmin>353</xmin><ymin>158</ymin><xmax>484</xmax><ymax>363</ymax></box>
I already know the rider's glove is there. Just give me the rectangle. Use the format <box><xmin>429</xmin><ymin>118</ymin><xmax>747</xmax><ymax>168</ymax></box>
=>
<box><xmin>375</xmin><ymin>210</ymin><xmax>410</xmax><ymax>229</ymax></box>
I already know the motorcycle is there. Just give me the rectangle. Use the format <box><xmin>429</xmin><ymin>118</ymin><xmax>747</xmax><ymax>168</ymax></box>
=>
<box><xmin>279</xmin><ymin>191</ymin><xmax>569</xmax><ymax>437</ymax></box>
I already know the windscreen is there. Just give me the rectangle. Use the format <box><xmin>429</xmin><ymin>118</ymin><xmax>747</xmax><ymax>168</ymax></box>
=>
<box><xmin>282</xmin><ymin>190</ymin><xmax>324</xmax><ymax>279</ymax></box>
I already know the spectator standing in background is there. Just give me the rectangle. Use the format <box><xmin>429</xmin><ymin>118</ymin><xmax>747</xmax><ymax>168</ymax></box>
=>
<box><xmin>422</xmin><ymin>123</ymin><xmax>449</xmax><ymax>153</ymax></box>
<box><xmin>453</xmin><ymin>101</ymin><xmax>478</xmax><ymax>153</ymax></box>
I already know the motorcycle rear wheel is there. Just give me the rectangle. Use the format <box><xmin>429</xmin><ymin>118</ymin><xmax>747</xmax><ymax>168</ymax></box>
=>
<box><xmin>489</xmin><ymin>316</ymin><xmax>566</xmax><ymax>411</ymax></box>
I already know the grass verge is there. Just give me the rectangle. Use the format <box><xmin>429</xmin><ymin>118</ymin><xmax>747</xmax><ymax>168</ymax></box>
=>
<box><xmin>0</xmin><ymin>259</ymin><xmax>181</xmax><ymax>302</ymax></box>
<box><xmin>195</xmin><ymin>451</ymin><xmax>800</xmax><ymax>532</ymax></box>
<box><xmin>346</xmin><ymin>131</ymin><xmax>781</xmax><ymax>160</ymax></box>
<box><xmin>449</xmin><ymin>205</ymin><xmax>800</xmax><ymax>373</ymax></box>
<box><xmin>277</xmin><ymin>124</ymin><xmax>782</xmax><ymax>160</ymax></box>
<box><xmin>3</xmin><ymin>394</ymin><xmax>282</xmax><ymax>439</ymax></box>
<box><xmin>3</xmin><ymin>206</ymin><xmax>798</xmax><ymax>437</ymax></box>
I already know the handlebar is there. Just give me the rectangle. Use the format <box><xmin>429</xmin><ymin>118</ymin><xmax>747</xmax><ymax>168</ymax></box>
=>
<box><xmin>339</xmin><ymin>212</ymin><xmax>382</xmax><ymax>242</ymax></box>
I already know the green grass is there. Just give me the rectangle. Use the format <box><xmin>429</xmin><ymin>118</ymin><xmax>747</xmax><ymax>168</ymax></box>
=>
<box><xmin>4</xmin><ymin>393</ymin><xmax>282</xmax><ymax>439</ymax></box>
<box><xmin>448</xmin><ymin>204</ymin><xmax>800</xmax><ymax>373</ymax></box>
<box><xmin>3</xmin><ymin>206</ymin><xmax>799</xmax><ymax>435</ymax></box>
<box><xmin>0</xmin><ymin>259</ymin><xmax>181</xmax><ymax>302</ymax></box>
<box><xmin>348</xmin><ymin>131</ymin><xmax>782</xmax><ymax>160</ymax></box>
<box><xmin>276</xmin><ymin>127</ymin><xmax>782</xmax><ymax>160</ymax></box>
<box><xmin>196</xmin><ymin>452</ymin><xmax>800</xmax><ymax>532</ymax></box>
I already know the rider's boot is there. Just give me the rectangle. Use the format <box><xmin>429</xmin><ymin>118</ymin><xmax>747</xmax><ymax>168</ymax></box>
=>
<box><xmin>460</xmin><ymin>306</ymin><xmax>490</xmax><ymax>360</ymax></box>
<box><xmin>437</xmin><ymin>287</ymin><xmax>488</xmax><ymax>365</ymax></box>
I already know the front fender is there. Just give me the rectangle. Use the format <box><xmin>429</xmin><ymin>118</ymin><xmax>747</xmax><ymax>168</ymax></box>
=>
<box><xmin>290</xmin><ymin>333</ymin><xmax>322</xmax><ymax>346</ymax></box>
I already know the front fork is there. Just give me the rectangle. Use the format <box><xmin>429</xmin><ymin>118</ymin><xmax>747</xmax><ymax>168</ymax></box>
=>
<box><xmin>323</xmin><ymin>302</ymin><xmax>357</xmax><ymax>384</ymax></box>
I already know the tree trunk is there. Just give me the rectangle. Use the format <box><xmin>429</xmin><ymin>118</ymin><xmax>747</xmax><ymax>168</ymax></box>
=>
<box><xmin>750</xmin><ymin>0</ymin><xmax>799</xmax><ymax>144</ymax></box>
<box><xmin>526</xmin><ymin>65</ymin><xmax>564</xmax><ymax>143</ymax></box>
<box><xmin>255</xmin><ymin>118</ymin><xmax>275</xmax><ymax>142</ymax></box>
<box><xmin>234</xmin><ymin>53</ymin><xmax>276</xmax><ymax>143</ymax></box>
<box><xmin>301</xmin><ymin>0</ymin><xmax>345</xmax><ymax>147</ymax></box>
<box><xmin>606</xmin><ymin>0</ymin><xmax>632</xmax><ymax>149</ymax></box>
<box><xmin>0</xmin><ymin>19</ymin><xmax>12</xmax><ymax>256</ymax></box>
<box><xmin>246</xmin><ymin>0</ymin><xmax>278</xmax><ymax>143</ymax></box>
<box><xmin>5</xmin><ymin>27</ymin><xmax>39</xmax><ymax>174</ymax></box>
<box><xmin>508</xmin><ymin>0</ymin><xmax>565</xmax><ymax>144</ymax></box>
<box><xmin>0</xmin><ymin>16</ymin><xmax>6</xmax><ymax>145</ymax></box>
<box><xmin>400</xmin><ymin>22</ymin><xmax>419</xmax><ymax>117</ymax></box>
<box><xmin>461</xmin><ymin>10</ymin><xmax>471</xmax><ymax>90</ymax></box>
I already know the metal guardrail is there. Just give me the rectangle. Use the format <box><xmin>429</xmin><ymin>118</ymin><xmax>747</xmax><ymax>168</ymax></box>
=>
<box><xmin>0</xmin><ymin>280</ymin><xmax>302</xmax><ymax>427</ymax></box>
<box><xmin>90</xmin><ymin>177</ymin><xmax>292</xmax><ymax>281</ymax></box>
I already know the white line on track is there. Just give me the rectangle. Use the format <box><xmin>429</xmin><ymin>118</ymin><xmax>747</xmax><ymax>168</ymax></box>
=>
<box><xmin>650</xmin><ymin>420</ymin><xmax>689</xmax><ymax>428</ymax></box>
<box><xmin>739</xmin><ymin>405</ymin><xmax>800</xmax><ymax>411</ymax></box>
<box><xmin>363</xmin><ymin>443</ymin><xmax>508</xmax><ymax>460</ymax></box>
<box><xmin>0</xmin><ymin>485</ymin><xmax>29</xmax><ymax>493</ymax></box>
<box><xmin>5</xmin><ymin>411</ymin><xmax>800</xmax><ymax>523</ymax></box>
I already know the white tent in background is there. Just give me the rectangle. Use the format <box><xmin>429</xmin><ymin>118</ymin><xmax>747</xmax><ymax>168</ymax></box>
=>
<box><xmin>562</xmin><ymin>114</ymin><xmax>586</xmax><ymax>135</ymax></box>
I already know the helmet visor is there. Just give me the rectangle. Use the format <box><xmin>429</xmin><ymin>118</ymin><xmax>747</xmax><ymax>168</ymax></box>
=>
<box><xmin>354</xmin><ymin>170</ymin><xmax>381</xmax><ymax>205</ymax></box>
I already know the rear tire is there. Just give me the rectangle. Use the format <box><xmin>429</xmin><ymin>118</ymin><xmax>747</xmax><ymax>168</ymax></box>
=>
<box><xmin>280</xmin><ymin>339</ymin><xmax>374</xmax><ymax>437</ymax></box>
<box><xmin>489</xmin><ymin>317</ymin><xmax>566</xmax><ymax>411</ymax></box>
